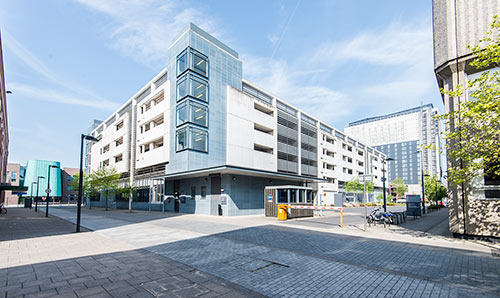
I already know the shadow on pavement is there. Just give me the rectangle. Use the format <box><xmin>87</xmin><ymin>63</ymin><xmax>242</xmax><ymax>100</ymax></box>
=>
<box><xmin>2</xmin><ymin>207</ymin><xmax>500</xmax><ymax>297</ymax></box>
<box><xmin>0</xmin><ymin>207</ymin><xmax>89</xmax><ymax>241</ymax></box>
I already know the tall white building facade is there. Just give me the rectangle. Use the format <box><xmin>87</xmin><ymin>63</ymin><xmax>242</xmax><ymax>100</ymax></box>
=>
<box><xmin>344</xmin><ymin>104</ymin><xmax>443</xmax><ymax>186</ymax></box>
<box><xmin>433</xmin><ymin>0</ymin><xmax>500</xmax><ymax>237</ymax></box>
<box><xmin>86</xmin><ymin>23</ymin><xmax>386</xmax><ymax>215</ymax></box>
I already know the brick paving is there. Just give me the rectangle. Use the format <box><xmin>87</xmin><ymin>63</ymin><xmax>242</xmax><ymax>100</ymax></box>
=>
<box><xmin>43</xmin><ymin>206</ymin><xmax>500</xmax><ymax>298</ymax></box>
<box><xmin>0</xmin><ymin>208</ymin><xmax>263</xmax><ymax>298</ymax></box>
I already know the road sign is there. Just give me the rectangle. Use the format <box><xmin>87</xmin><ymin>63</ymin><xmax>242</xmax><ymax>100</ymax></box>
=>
<box><xmin>45</xmin><ymin>188</ymin><xmax>51</xmax><ymax>194</ymax></box>
<box><xmin>381</xmin><ymin>177</ymin><xmax>386</xmax><ymax>182</ymax></box>
<box><xmin>359</xmin><ymin>175</ymin><xmax>373</xmax><ymax>183</ymax></box>
<box><xmin>267</xmin><ymin>194</ymin><xmax>273</xmax><ymax>201</ymax></box>
<box><xmin>42</xmin><ymin>197</ymin><xmax>46</xmax><ymax>201</ymax></box>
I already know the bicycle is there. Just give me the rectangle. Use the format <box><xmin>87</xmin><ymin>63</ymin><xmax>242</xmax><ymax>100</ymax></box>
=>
<box><xmin>0</xmin><ymin>203</ymin><xmax>7</xmax><ymax>214</ymax></box>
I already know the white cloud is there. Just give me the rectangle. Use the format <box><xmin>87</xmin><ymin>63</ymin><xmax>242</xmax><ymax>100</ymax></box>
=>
<box><xmin>314</xmin><ymin>20</ymin><xmax>432</xmax><ymax>67</ymax></box>
<box><xmin>9</xmin><ymin>83</ymin><xmax>120</xmax><ymax>111</ymax></box>
<box><xmin>75</xmin><ymin>0</ymin><xmax>220</xmax><ymax>67</ymax></box>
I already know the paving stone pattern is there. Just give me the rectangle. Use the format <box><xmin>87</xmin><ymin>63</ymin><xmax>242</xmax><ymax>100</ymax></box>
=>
<box><xmin>0</xmin><ymin>249</ymin><xmax>263</xmax><ymax>298</ymax></box>
<box><xmin>0</xmin><ymin>208</ymin><xmax>263</xmax><ymax>298</ymax></box>
<box><xmin>146</xmin><ymin>227</ymin><xmax>499</xmax><ymax>298</ymax></box>
<box><xmin>46</xmin><ymin>207</ymin><xmax>500</xmax><ymax>298</ymax></box>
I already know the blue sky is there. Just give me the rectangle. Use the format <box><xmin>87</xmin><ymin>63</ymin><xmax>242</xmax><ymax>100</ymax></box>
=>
<box><xmin>0</xmin><ymin>0</ymin><xmax>441</xmax><ymax>168</ymax></box>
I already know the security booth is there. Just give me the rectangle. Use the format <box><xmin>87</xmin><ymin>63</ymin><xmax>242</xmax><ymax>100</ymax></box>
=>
<box><xmin>406</xmin><ymin>194</ymin><xmax>422</xmax><ymax>217</ymax></box>
<box><xmin>265</xmin><ymin>186</ymin><xmax>314</xmax><ymax>219</ymax></box>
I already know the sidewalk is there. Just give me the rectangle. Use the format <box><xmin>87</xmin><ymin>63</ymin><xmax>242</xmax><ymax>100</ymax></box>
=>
<box><xmin>0</xmin><ymin>208</ymin><xmax>263</xmax><ymax>298</ymax></box>
<box><xmin>42</xmin><ymin>205</ymin><xmax>500</xmax><ymax>297</ymax></box>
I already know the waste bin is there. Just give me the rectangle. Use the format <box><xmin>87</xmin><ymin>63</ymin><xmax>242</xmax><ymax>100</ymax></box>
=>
<box><xmin>24</xmin><ymin>198</ymin><xmax>32</xmax><ymax>208</ymax></box>
<box><xmin>277</xmin><ymin>204</ymin><xmax>288</xmax><ymax>221</ymax></box>
<box><xmin>406</xmin><ymin>195</ymin><xmax>422</xmax><ymax>217</ymax></box>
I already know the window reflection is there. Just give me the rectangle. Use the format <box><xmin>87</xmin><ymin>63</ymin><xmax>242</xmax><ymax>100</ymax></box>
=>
<box><xmin>176</xmin><ymin>103</ymin><xmax>188</xmax><ymax>126</ymax></box>
<box><xmin>190</xmin><ymin>128</ymin><xmax>208</xmax><ymax>152</ymax></box>
<box><xmin>191</xmin><ymin>103</ymin><xmax>208</xmax><ymax>127</ymax></box>
<box><xmin>176</xmin><ymin>129</ymin><xmax>187</xmax><ymax>151</ymax></box>
<box><xmin>177</xmin><ymin>51</ymin><xmax>188</xmax><ymax>76</ymax></box>
<box><xmin>193</xmin><ymin>53</ymin><xmax>208</xmax><ymax>77</ymax></box>
<box><xmin>192</xmin><ymin>79</ymin><xmax>207</xmax><ymax>102</ymax></box>
<box><xmin>177</xmin><ymin>79</ymin><xmax>187</xmax><ymax>99</ymax></box>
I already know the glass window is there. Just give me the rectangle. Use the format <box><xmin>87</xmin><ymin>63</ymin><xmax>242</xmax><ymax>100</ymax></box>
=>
<box><xmin>290</xmin><ymin>190</ymin><xmax>297</xmax><ymax>203</ymax></box>
<box><xmin>191</xmin><ymin>78</ymin><xmax>208</xmax><ymax>102</ymax></box>
<box><xmin>299</xmin><ymin>190</ymin><xmax>305</xmax><ymax>203</ymax></box>
<box><xmin>177</xmin><ymin>78</ymin><xmax>188</xmax><ymax>100</ymax></box>
<box><xmin>191</xmin><ymin>103</ymin><xmax>208</xmax><ymax>127</ymax></box>
<box><xmin>176</xmin><ymin>102</ymin><xmax>188</xmax><ymax>127</ymax></box>
<box><xmin>306</xmin><ymin>190</ymin><xmax>313</xmax><ymax>203</ymax></box>
<box><xmin>176</xmin><ymin>129</ymin><xmax>187</xmax><ymax>151</ymax></box>
<box><xmin>190</xmin><ymin>128</ymin><xmax>208</xmax><ymax>152</ymax></box>
<box><xmin>201</xmin><ymin>186</ymin><xmax>206</xmax><ymax>199</ymax></box>
<box><xmin>11</xmin><ymin>172</ymin><xmax>17</xmax><ymax>182</ymax></box>
<box><xmin>177</xmin><ymin>51</ymin><xmax>188</xmax><ymax>76</ymax></box>
<box><xmin>192</xmin><ymin>52</ymin><xmax>208</xmax><ymax>77</ymax></box>
<box><xmin>278</xmin><ymin>189</ymin><xmax>288</xmax><ymax>203</ymax></box>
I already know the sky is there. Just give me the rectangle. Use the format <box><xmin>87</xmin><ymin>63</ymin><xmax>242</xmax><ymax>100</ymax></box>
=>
<box><xmin>0</xmin><ymin>0</ymin><xmax>442</xmax><ymax>168</ymax></box>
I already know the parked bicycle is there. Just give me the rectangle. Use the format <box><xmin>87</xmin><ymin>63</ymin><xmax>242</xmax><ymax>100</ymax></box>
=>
<box><xmin>0</xmin><ymin>203</ymin><xmax>7</xmax><ymax>214</ymax></box>
<box><xmin>366</xmin><ymin>207</ymin><xmax>392</xmax><ymax>227</ymax></box>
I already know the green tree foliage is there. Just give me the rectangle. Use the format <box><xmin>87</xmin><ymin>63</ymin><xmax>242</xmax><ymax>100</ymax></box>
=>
<box><xmin>88</xmin><ymin>167</ymin><xmax>121</xmax><ymax>211</ymax></box>
<box><xmin>424</xmin><ymin>174</ymin><xmax>447</xmax><ymax>204</ymax></box>
<box><xmin>345</xmin><ymin>179</ymin><xmax>374</xmax><ymax>193</ymax></box>
<box><xmin>391</xmin><ymin>177</ymin><xmax>407</xmax><ymax>199</ymax></box>
<box><xmin>376</xmin><ymin>193</ymin><xmax>394</xmax><ymax>204</ymax></box>
<box><xmin>439</xmin><ymin>15</ymin><xmax>500</xmax><ymax>185</ymax></box>
<box><xmin>70</xmin><ymin>173</ymin><xmax>98</xmax><ymax>206</ymax></box>
<box><xmin>118</xmin><ymin>184</ymin><xmax>138</xmax><ymax>213</ymax></box>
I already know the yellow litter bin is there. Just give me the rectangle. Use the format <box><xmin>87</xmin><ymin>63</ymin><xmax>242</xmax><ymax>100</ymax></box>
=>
<box><xmin>277</xmin><ymin>204</ymin><xmax>288</xmax><ymax>221</ymax></box>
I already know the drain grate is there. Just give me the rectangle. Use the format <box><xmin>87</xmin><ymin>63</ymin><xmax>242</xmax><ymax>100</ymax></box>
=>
<box><xmin>225</xmin><ymin>254</ymin><xmax>290</xmax><ymax>273</ymax></box>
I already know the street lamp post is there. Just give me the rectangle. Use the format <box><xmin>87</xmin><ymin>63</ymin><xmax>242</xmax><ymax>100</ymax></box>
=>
<box><xmin>77</xmin><ymin>134</ymin><xmax>99</xmax><ymax>232</ymax></box>
<box><xmin>416</xmin><ymin>150</ymin><xmax>427</xmax><ymax>215</ymax></box>
<box><xmin>35</xmin><ymin>176</ymin><xmax>45</xmax><ymax>212</ymax></box>
<box><xmin>382</xmin><ymin>157</ymin><xmax>394</xmax><ymax>212</ymax></box>
<box><xmin>45</xmin><ymin>165</ymin><xmax>60</xmax><ymax>217</ymax></box>
<box><xmin>30</xmin><ymin>182</ymin><xmax>37</xmax><ymax>209</ymax></box>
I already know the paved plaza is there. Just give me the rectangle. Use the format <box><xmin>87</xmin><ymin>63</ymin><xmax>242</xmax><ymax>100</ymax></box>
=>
<box><xmin>0</xmin><ymin>208</ymin><xmax>262</xmax><ymax>298</ymax></box>
<box><xmin>1</xmin><ymin>206</ymin><xmax>499</xmax><ymax>297</ymax></box>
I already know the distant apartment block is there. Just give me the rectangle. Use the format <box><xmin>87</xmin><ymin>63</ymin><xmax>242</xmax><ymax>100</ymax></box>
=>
<box><xmin>4</xmin><ymin>163</ymin><xmax>23</xmax><ymax>205</ymax></box>
<box><xmin>344</xmin><ymin>104</ymin><xmax>443</xmax><ymax>186</ymax></box>
<box><xmin>86</xmin><ymin>23</ymin><xmax>387</xmax><ymax>215</ymax></box>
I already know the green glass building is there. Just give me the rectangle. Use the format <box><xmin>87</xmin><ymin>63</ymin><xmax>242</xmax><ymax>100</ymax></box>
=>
<box><xmin>24</xmin><ymin>160</ymin><xmax>62</xmax><ymax>198</ymax></box>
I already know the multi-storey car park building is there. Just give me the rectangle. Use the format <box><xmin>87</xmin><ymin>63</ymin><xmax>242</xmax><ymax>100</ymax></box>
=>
<box><xmin>344</xmin><ymin>104</ymin><xmax>443</xmax><ymax>193</ymax></box>
<box><xmin>433</xmin><ymin>0</ymin><xmax>500</xmax><ymax>237</ymax></box>
<box><xmin>87</xmin><ymin>23</ymin><xmax>386</xmax><ymax>215</ymax></box>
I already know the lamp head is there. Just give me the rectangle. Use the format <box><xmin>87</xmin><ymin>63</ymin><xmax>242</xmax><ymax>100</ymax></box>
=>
<box><xmin>84</xmin><ymin>134</ymin><xmax>99</xmax><ymax>142</ymax></box>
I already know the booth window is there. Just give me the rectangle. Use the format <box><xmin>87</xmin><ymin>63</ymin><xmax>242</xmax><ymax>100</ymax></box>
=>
<box><xmin>278</xmin><ymin>189</ymin><xmax>288</xmax><ymax>203</ymax></box>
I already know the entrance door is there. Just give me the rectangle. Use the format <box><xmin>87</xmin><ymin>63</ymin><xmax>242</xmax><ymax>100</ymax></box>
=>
<box><xmin>210</xmin><ymin>174</ymin><xmax>221</xmax><ymax>215</ymax></box>
<box><xmin>174</xmin><ymin>199</ymin><xmax>180</xmax><ymax>213</ymax></box>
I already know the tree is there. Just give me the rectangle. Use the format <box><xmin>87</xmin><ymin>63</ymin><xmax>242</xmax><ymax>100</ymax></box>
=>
<box><xmin>391</xmin><ymin>177</ymin><xmax>407</xmax><ymax>200</ymax></box>
<box><xmin>439</xmin><ymin>15</ymin><xmax>500</xmax><ymax>186</ymax></box>
<box><xmin>424</xmin><ymin>174</ymin><xmax>447</xmax><ymax>204</ymax></box>
<box><xmin>118</xmin><ymin>184</ymin><xmax>138</xmax><ymax>213</ymax></box>
<box><xmin>345</xmin><ymin>179</ymin><xmax>374</xmax><ymax>193</ymax></box>
<box><xmin>70</xmin><ymin>173</ymin><xmax>98</xmax><ymax>208</ymax></box>
<box><xmin>88</xmin><ymin>167</ymin><xmax>121</xmax><ymax>211</ymax></box>
<box><xmin>345</xmin><ymin>178</ymin><xmax>373</xmax><ymax>203</ymax></box>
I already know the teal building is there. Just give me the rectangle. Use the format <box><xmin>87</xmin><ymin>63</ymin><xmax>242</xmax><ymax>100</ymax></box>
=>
<box><xmin>24</xmin><ymin>160</ymin><xmax>62</xmax><ymax>198</ymax></box>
